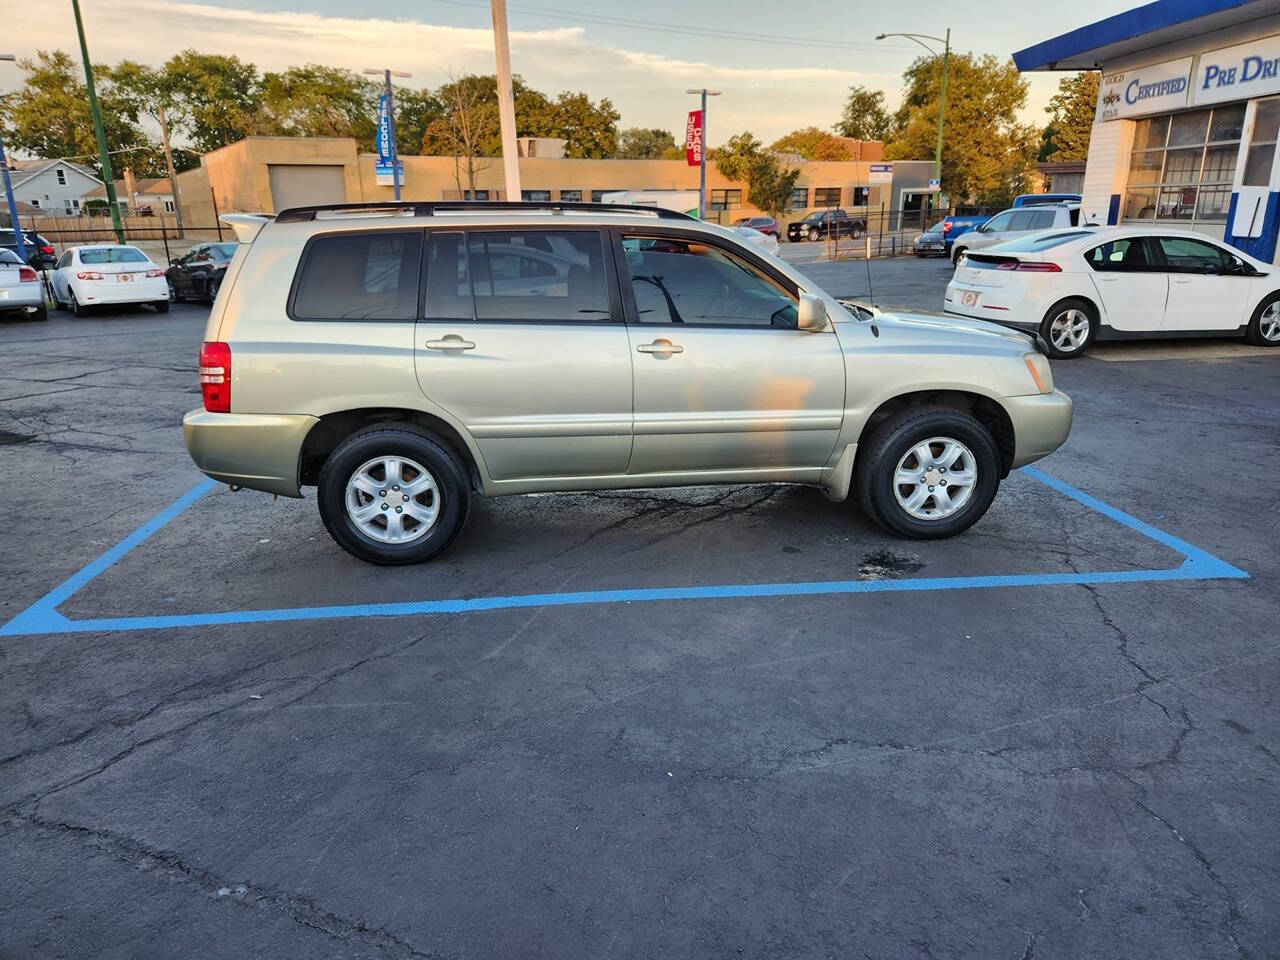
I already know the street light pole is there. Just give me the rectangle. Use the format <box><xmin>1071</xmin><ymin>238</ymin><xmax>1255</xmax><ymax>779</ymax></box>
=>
<box><xmin>71</xmin><ymin>0</ymin><xmax>124</xmax><ymax>244</ymax></box>
<box><xmin>0</xmin><ymin>54</ymin><xmax>27</xmax><ymax>264</ymax></box>
<box><xmin>491</xmin><ymin>0</ymin><xmax>522</xmax><ymax>201</ymax></box>
<box><xmin>686</xmin><ymin>88</ymin><xmax>721</xmax><ymax>221</ymax></box>
<box><xmin>364</xmin><ymin>68</ymin><xmax>412</xmax><ymax>201</ymax></box>
<box><xmin>876</xmin><ymin>29</ymin><xmax>951</xmax><ymax>211</ymax></box>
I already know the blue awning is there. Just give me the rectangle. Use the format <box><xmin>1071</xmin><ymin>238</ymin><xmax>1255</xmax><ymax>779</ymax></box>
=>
<box><xmin>1013</xmin><ymin>0</ymin><xmax>1274</xmax><ymax>71</ymax></box>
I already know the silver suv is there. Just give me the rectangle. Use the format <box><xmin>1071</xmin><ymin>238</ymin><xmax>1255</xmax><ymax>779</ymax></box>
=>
<box><xmin>184</xmin><ymin>201</ymin><xmax>1072</xmax><ymax>565</ymax></box>
<box><xmin>950</xmin><ymin>203</ymin><xmax>1082</xmax><ymax>264</ymax></box>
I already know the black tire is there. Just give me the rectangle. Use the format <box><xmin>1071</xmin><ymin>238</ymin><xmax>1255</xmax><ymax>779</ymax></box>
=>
<box><xmin>807</xmin><ymin>227</ymin><xmax>820</xmax><ymax>241</ymax></box>
<box><xmin>70</xmin><ymin>291</ymin><xmax>88</xmax><ymax>318</ymax></box>
<box><xmin>207</xmin><ymin>276</ymin><xmax>221</xmax><ymax>302</ymax></box>
<box><xmin>854</xmin><ymin>406</ymin><xmax>1001</xmax><ymax>540</ymax></box>
<box><xmin>951</xmin><ymin>246</ymin><xmax>967</xmax><ymax>265</ymax></box>
<box><xmin>153</xmin><ymin>300</ymin><xmax>170</xmax><ymax>313</ymax></box>
<box><xmin>318</xmin><ymin>425</ymin><xmax>470</xmax><ymax>565</ymax></box>
<box><xmin>852</xmin><ymin>224</ymin><xmax>866</xmax><ymax>239</ymax></box>
<box><xmin>1038</xmin><ymin>297</ymin><xmax>1097</xmax><ymax>359</ymax></box>
<box><xmin>168</xmin><ymin>281</ymin><xmax>184</xmax><ymax>303</ymax></box>
<box><xmin>53</xmin><ymin>292</ymin><xmax>66</xmax><ymax>311</ymax></box>
<box><xmin>1245</xmin><ymin>292</ymin><xmax>1280</xmax><ymax>346</ymax></box>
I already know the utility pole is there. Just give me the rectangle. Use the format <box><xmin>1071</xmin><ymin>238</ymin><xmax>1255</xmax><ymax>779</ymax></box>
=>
<box><xmin>0</xmin><ymin>53</ymin><xmax>27</xmax><ymax>264</ymax></box>
<box><xmin>876</xmin><ymin>29</ymin><xmax>951</xmax><ymax>214</ymax></box>
<box><xmin>490</xmin><ymin>0</ymin><xmax>522</xmax><ymax>200</ymax></box>
<box><xmin>71</xmin><ymin>0</ymin><xmax>124</xmax><ymax>243</ymax></box>
<box><xmin>364</xmin><ymin>68</ymin><xmax>412</xmax><ymax>201</ymax></box>
<box><xmin>686</xmin><ymin>88</ymin><xmax>721</xmax><ymax>221</ymax></box>
<box><xmin>156</xmin><ymin>103</ymin><xmax>184</xmax><ymax>236</ymax></box>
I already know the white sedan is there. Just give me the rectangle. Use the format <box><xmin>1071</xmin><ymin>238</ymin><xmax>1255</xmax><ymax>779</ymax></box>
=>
<box><xmin>944</xmin><ymin>226</ymin><xmax>1280</xmax><ymax>357</ymax></box>
<box><xmin>50</xmin><ymin>245</ymin><xmax>170</xmax><ymax>317</ymax></box>
<box><xmin>732</xmin><ymin>225</ymin><xmax>780</xmax><ymax>255</ymax></box>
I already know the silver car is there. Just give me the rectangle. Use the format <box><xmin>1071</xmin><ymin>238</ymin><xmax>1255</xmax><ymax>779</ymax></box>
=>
<box><xmin>0</xmin><ymin>249</ymin><xmax>47</xmax><ymax>321</ymax></box>
<box><xmin>950</xmin><ymin>203</ymin><xmax>1082</xmax><ymax>265</ymax></box>
<box><xmin>184</xmin><ymin>202</ymin><xmax>1072</xmax><ymax>564</ymax></box>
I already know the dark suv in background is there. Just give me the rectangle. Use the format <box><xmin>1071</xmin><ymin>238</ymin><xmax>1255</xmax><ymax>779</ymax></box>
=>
<box><xmin>0</xmin><ymin>229</ymin><xmax>57</xmax><ymax>270</ymax></box>
<box><xmin>787</xmin><ymin>209</ymin><xmax>866</xmax><ymax>242</ymax></box>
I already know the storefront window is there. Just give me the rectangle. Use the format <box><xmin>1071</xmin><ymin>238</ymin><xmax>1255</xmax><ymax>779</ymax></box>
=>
<box><xmin>1243</xmin><ymin>98</ymin><xmax>1280</xmax><ymax>187</ymax></box>
<box><xmin>1124</xmin><ymin>104</ymin><xmax>1245</xmax><ymax>225</ymax></box>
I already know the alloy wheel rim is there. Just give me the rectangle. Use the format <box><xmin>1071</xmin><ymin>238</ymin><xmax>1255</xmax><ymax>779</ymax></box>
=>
<box><xmin>1261</xmin><ymin>301</ymin><xmax>1280</xmax><ymax>342</ymax></box>
<box><xmin>345</xmin><ymin>455</ymin><xmax>440</xmax><ymax>545</ymax></box>
<box><xmin>1049</xmin><ymin>309</ymin><xmax>1090</xmax><ymax>352</ymax></box>
<box><xmin>893</xmin><ymin>436</ymin><xmax>978</xmax><ymax>521</ymax></box>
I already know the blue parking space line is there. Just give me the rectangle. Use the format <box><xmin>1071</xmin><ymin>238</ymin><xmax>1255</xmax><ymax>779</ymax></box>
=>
<box><xmin>0</xmin><ymin>470</ymin><xmax>1249</xmax><ymax>638</ymax></box>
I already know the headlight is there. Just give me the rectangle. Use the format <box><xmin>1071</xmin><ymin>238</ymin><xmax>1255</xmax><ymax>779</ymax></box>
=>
<box><xmin>1023</xmin><ymin>352</ymin><xmax>1053</xmax><ymax>394</ymax></box>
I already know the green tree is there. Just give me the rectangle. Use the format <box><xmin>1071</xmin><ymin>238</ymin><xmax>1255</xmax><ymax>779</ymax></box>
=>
<box><xmin>0</xmin><ymin>50</ymin><xmax>156</xmax><ymax>175</ymax></box>
<box><xmin>836</xmin><ymin>84</ymin><xmax>894</xmax><ymax>141</ymax></box>
<box><xmin>258</xmin><ymin>65</ymin><xmax>379</xmax><ymax>150</ymax></box>
<box><xmin>715</xmin><ymin>132</ymin><xmax>802</xmax><ymax>219</ymax></box>
<box><xmin>394</xmin><ymin>87</ymin><xmax>444</xmax><ymax>157</ymax></box>
<box><xmin>423</xmin><ymin>73</ymin><xmax>499</xmax><ymax>195</ymax></box>
<box><xmin>769</xmin><ymin>126</ymin><xmax>850</xmax><ymax>161</ymax></box>
<box><xmin>616</xmin><ymin>127</ymin><xmax>677</xmax><ymax>159</ymax></box>
<box><xmin>107</xmin><ymin>60</ymin><xmax>200</xmax><ymax>174</ymax></box>
<box><xmin>885</xmin><ymin>53</ymin><xmax>1039</xmax><ymax>208</ymax></box>
<box><xmin>161</xmin><ymin>50</ymin><xmax>261</xmax><ymax>154</ymax></box>
<box><xmin>1040</xmin><ymin>71</ymin><xmax>1099</xmax><ymax>162</ymax></box>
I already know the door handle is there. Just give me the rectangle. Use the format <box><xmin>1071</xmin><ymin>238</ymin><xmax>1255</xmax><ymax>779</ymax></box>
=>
<box><xmin>1097</xmin><ymin>275</ymin><xmax>1120</xmax><ymax>282</ymax></box>
<box><xmin>636</xmin><ymin>338</ymin><xmax>684</xmax><ymax>355</ymax></box>
<box><xmin>1170</xmin><ymin>277</ymin><xmax>1192</xmax><ymax>284</ymax></box>
<box><xmin>425</xmin><ymin>335</ymin><xmax>476</xmax><ymax>351</ymax></box>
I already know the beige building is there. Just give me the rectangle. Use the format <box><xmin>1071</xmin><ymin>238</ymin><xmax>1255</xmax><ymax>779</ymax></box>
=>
<box><xmin>176</xmin><ymin>137</ymin><xmax>938</xmax><ymax>229</ymax></box>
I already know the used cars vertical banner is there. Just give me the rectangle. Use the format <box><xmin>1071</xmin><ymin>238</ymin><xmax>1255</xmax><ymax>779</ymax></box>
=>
<box><xmin>685</xmin><ymin>110</ymin><xmax>703</xmax><ymax>167</ymax></box>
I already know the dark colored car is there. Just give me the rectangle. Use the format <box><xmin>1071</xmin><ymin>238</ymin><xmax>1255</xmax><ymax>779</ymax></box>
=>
<box><xmin>732</xmin><ymin>215</ymin><xmax>780</xmax><ymax>237</ymax></box>
<box><xmin>0</xmin><ymin>228</ymin><xmax>58</xmax><ymax>270</ymax></box>
<box><xmin>786</xmin><ymin>209</ymin><xmax>866</xmax><ymax>242</ymax></box>
<box><xmin>165</xmin><ymin>242</ymin><xmax>238</xmax><ymax>302</ymax></box>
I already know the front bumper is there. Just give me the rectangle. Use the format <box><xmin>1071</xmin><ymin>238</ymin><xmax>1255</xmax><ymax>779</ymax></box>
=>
<box><xmin>1003</xmin><ymin>391</ymin><xmax>1073</xmax><ymax>468</ymax></box>
<box><xmin>182</xmin><ymin>409</ymin><xmax>319</xmax><ymax>497</ymax></box>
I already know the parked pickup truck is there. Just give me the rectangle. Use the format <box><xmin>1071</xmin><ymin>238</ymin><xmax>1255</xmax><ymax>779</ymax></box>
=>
<box><xmin>787</xmin><ymin>209</ymin><xmax>867</xmax><ymax>242</ymax></box>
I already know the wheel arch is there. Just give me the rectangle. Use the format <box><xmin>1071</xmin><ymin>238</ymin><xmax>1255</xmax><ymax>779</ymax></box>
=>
<box><xmin>855</xmin><ymin>390</ymin><xmax>1016</xmax><ymax>478</ymax></box>
<box><xmin>299</xmin><ymin>407</ymin><xmax>484</xmax><ymax>492</ymax></box>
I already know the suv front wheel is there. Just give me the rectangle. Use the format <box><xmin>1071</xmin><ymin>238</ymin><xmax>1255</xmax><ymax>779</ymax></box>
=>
<box><xmin>318</xmin><ymin>425</ymin><xmax>470</xmax><ymax>564</ymax></box>
<box><xmin>854</xmin><ymin>406</ymin><xmax>1001</xmax><ymax>539</ymax></box>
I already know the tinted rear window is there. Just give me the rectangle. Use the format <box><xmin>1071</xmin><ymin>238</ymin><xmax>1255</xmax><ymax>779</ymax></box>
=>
<box><xmin>292</xmin><ymin>231</ymin><xmax>423</xmax><ymax>320</ymax></box>
<box><xmin>79</xmin><ymin>247</ymin><xmax>148</xmax><ymax>264</ymax></box>
<box><xmin>0</xmin><ymin>249</ymin><xmax>22</xmax><ymax>265</ymax></box>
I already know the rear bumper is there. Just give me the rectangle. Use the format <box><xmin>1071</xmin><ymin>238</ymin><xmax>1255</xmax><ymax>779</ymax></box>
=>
<box><xmin>1003</xmin><ymin>391</ymin><xmax>1073</xmax><ymax>468</ymax></box>
<box><xmin>0</xmin><ymin>286</ymin><xmax>45</xmax><ymax>311</ymax></box>
<box><xmin>182</xmin><ymin>409</ymin><xmax>318</xmax><ymax>497</ymax></box>
<box><xmin>79</xmin><ymin>278</ymin><xmax>168</xmax><ymax>304</ymax></box>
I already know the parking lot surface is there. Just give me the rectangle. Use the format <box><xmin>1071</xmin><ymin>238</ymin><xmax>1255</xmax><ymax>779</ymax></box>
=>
<box><xmin>2</xmin><ymin>261</ymin><xmax>1278</xmax><ymax>959</ymax></box>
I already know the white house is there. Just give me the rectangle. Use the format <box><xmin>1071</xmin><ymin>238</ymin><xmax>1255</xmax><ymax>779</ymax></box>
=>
<box><xmin>6</xmin><ymin>159</ymin><xmax>104</xmax><ymax>217</ymax></box>
<box><xmin>83</xmin><ymin>177</ymin><xmax>176</xmax><ymax>216</ymax></box>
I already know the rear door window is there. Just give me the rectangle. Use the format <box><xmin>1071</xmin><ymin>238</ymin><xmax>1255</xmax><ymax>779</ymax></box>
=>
<box><xmin>1008</xmin><ymin>211</ymin><xmax>1037</xmax><ymax>231</ymax></box>
<box><xmin>1086</xmin><ymin>238</ymin><xmax>1152</xmax><ymax>271</ymax></box>
<box><xmin>1029</xmin><ymin>209</ymin><xmax>1056</xmax><ymax>229</ymax></box>
<box><xmin>292</xmin><ymin>230</ymin><xmax>423</xmax><ymax>320</ymax></box>
<box><xmin>423</xmin><ymin>229</ymin><xmax>612</xmax><ymax>323</ymax></box>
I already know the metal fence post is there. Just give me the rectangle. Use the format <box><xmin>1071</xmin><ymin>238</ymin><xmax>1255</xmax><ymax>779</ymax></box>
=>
<box><xmin>211</xmin><ymin>188</ymin><xmax>223</xmax><ymax>241</ymax></box>
<box><xmin>160</xmin><ymin>214</ymin><xmax>170</xmax><ymax>263</ymax></box>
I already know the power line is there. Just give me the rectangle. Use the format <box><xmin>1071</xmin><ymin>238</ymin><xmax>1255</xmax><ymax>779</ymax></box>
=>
<box><xmin>431</xmin><ymin>0</ymin><xmax>919</xmax><ymax>54</ymax></box>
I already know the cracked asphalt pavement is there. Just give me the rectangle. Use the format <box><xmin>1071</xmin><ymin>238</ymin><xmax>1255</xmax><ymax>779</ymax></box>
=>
<box><xmin>1</xmin><ymin>258</ymin><xmax>1278</xmax><ymax>959</ymax></box>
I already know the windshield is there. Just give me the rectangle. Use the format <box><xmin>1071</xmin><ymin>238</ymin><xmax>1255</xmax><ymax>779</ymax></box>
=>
<box><xmin>78</xmin><ymin>247</ymin><xmax>149</xmax><ymax>264</ymax></box>
<box><xmin>212</xmin><ymin>243</ymin><xmax>238</xmax><ymax>260</ymax></box>
<box><xmin>801</xmin><ymin>213</ymin><xmax>824</xmax><ymax>222</ymax></box>
<box><xmin>927</xmin><ymin>221</ymin><xmax>947</xmax><ymax>232</ymax></box>
<box><xmin>0</xmin><ymin>249</ymin><xmax>22</xmax><ymax>264</ymax></box>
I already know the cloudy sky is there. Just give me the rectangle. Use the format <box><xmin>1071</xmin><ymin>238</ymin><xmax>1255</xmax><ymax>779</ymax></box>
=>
<box><xmin>2</xmin><ymin>0</ymin><xmax>1134</xmax><ymax>145</ymax></box>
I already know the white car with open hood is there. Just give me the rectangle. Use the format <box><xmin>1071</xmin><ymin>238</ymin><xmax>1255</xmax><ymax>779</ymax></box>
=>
<box><xmin>50</xmin><ymin>245</ymin><xmax>170</xmax><ymax>317</ymax></box>
<box><xmin>944</xmin><ymin>226</ymin><xmax>1280</xmax><ymax>358</ymax></box>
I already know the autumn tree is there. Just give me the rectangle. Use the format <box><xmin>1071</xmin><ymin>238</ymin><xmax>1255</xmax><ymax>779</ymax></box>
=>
<box><xmin>424</xmin><ymin>74</ymin><xmax>499</xmax><ymax>197</ymax></box>
<box><xmin>616</xmin><ymin>127</ymin><xmax>677</xmax><ymax>159</ymax></box>
<box><xmin>836</xmin><ymin>84</ymin><xmax>894</xmax><ymax>141</ymax></box>
<box><xmin>715</xmin><ymin>132</ymin><xmax>802</xmax><ymax>219</ymax></box>
<box><xmin>257</xmin><ymin>65</ymin><xmax>379</xmax><ymax>150</ymax></box>
<box><xmin>769</xmin><ymin>126</ymin><xmax>851</xmax><ymax>161</ymax></box>
<box><xmin>885</xmin><ymin>53</ymin><xmax>1039</xmax><ymax>209</ymax></box>
<box><xmin>1040</xmin><ymin>71</ymin><xmax>1100</xmax><ymax>162</ymax></box>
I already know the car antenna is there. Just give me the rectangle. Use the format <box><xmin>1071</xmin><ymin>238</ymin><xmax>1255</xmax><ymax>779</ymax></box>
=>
<box><xmin>859</xmin><ymin>170</ymin><xmax>878</xmax><ymax>333</ymax></box>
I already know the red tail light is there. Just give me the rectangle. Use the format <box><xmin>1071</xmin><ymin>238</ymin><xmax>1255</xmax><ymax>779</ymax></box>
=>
<box><xmin>146</xmin><ymin>268</ymin><xmax>164</xmax><ymax>278</ymax></box>
<box><xmin>77</xmin><ymin>271</ymin><xmax>103</xmax><ymax>280</ymax></box>
<box><xmin>18</xmin><ymin>266</ymin><xmax>38</xmax><ymax>282</ymax></box>
<box><xmin>996</xmin><ymin>261</ymin><xmax>1062</xmax><ymax>272</ymax></box>
<box><xmin>199</xmin><ymin>341</ymin><xmax>231</xmax><ymax>413</ymax></box>
<box><xmin>40</xmin><ymin>245</ymin><xmax>54</xmax><ymax>255</ymax></box>
<box><xmin>942</xmin><ymin>221</ymin><xmax>952</xmax><ymax>233</ymax></box>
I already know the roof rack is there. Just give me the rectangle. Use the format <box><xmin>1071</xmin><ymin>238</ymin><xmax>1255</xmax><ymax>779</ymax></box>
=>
<box><xmin>274</xmin><ymin>200</ymin><xmax>698</xmax><ymax>224</ymax></box>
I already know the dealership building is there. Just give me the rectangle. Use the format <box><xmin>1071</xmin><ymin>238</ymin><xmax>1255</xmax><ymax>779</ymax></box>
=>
<box><xmin>1016</xmin><ymin>0</ymin><xmax>1280</xmax><ymax>262</ymax></box>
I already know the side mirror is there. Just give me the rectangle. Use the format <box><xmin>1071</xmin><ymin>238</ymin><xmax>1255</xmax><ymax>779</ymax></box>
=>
<box><xmin>797</xmin><ymin>292</ymin><xmax>827</xmax><ymax>330</ymax></box>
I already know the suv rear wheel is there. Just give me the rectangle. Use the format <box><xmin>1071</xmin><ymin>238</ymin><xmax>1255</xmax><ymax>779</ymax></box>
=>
<box><xmin>318</xmin><ymin>425</ymin><xmax>469</xmax><ymax>565</ymax></box>
<box><xmin>854</xmin><ymin>406</ymin><xmax>1001</xmax><ymax>539</ymax></box>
